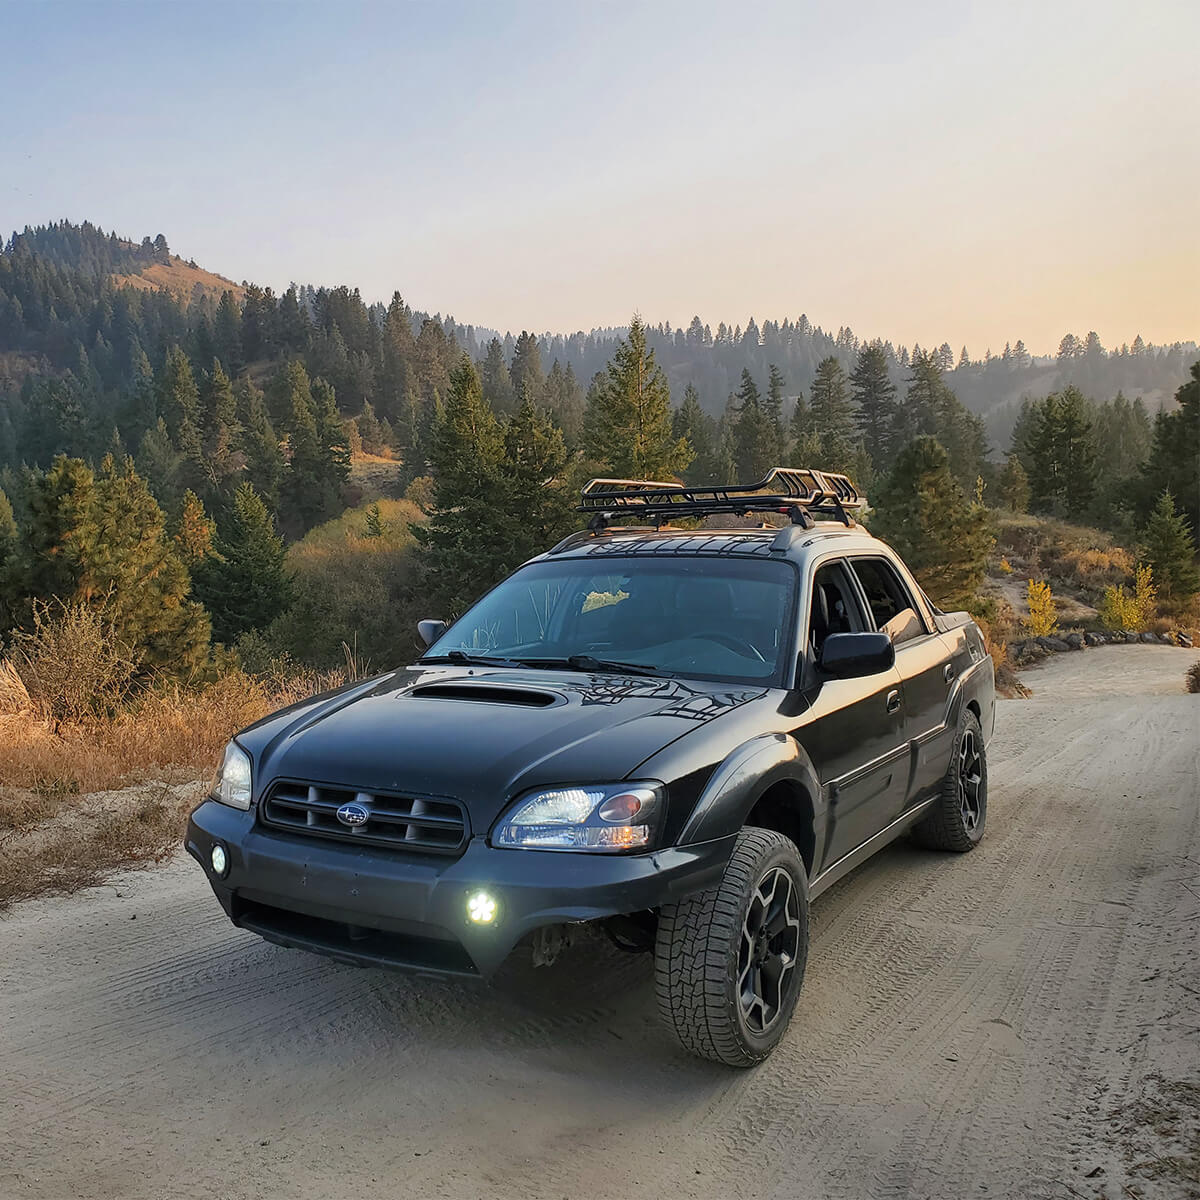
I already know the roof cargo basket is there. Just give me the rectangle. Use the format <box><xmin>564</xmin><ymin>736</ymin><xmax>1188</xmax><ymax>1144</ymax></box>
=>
<box><xmin>577</xmin><ymin>467</ymin><xmax>865</xmax><ymax>531</ymax></box>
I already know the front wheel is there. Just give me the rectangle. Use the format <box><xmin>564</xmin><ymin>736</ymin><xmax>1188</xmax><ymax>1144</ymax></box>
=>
<box><xmin>655</xmin><ymin>827</ymin><xmax>809</xmax><ymax>1067</ymax></box>
<box><xmin>911</xmin><ymin>709</ymin><xmax>987</xmax><ymax>852</ymax></box>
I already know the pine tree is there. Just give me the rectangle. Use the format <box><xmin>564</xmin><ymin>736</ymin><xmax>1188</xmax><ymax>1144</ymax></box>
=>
<box><xmin>281</xmin><ymin>379</ymin><xmax>327</xmax><ymax>531</ymax></box>
<box><xmin>413</xmin><ymin>358</ymin><xmax>505</xmax><ymax>615</ymax></box>
<box><xmin>1027</xmin><ymin>386</ymin><xmax>1096</xmax><ymax>518</ymax></box>
<box><xmin>809</xmin><ymin>356</ymin><xmax>856</xmax><ymax>473</ymax></box>
<box><xmin>732</xmin><ymin>369</ymin><xmax>778</xmax><ymax>480</ymax></box>
<box><xmin>850</xmin><ymin>343</ymin><xmax>897</xmax><ymax>468</ymax></box>
<box><xmin>273</xmin><ymin>363</ymin><xmax>347</xmax><ymax>531</ymax></box>
<box><xmin>197</xmin><ymin>359</ymin><xmax>242</xmax><ymax>507</ymax></box>
<box><xmin>897</xmin><ymin>351</ymin><xmax>986</xmax><ymax>487</ymax></box>
<box><xmin>1140</xmin><ymin>490</ymin><xmax>1200</xmax><ymax>614</ymax></box>
<box><xmin>312</xmin><ymin>378</ymin><xmax>352</xmax><ymax>491</ymax></box>
<box><xmin>582</xmin><ymin>315</ymin><xmax>691</xmax><ymax>479</ymax></box>
<box><xmin>545</xmin><ymin>360</ymin><xmax>585</xmax><ymax>446</ymax></box>
<box><xmin>494</xmin><ymin>397</ymin><xmax>575</xmax><ymax>573</ymax></box>
<box><xmin>135</xmin><ymin>418</ymin><xmax>184</xmax><ymax>514</ymax></box>
<box><xmin>479</xmin><ymin>336</ymin><xmax>516</xmax><ymax>414</ymax></box>
<box><xmin>672</xmin><ymin>384</ymin><xmax>719</xmax><ymax>483</ymax></box>
<box><xmin>870</xmin><ymin>437</ymin><xmax>995</xmax><ymax>610</ymax></box>
<box><xmin>788</xmin><ymin>393</ymin><xmax>821</xmax><ymax>464</ymax></box>
<box><xmin>14</xmin><ymin>455</ymin><xmax>210</xmax><ymax>672</ymax></box>
<box><xmin>192</xmin><ymin>483</ymin><xmax>291</xmax><ymax>645</ymax></box>
<box><xmin>213</xmin><ymin>291</ymin><xmax>243</xmax><ymax>374</ymax></box>
<box><xmin>1142</xmin><ymin>360</ymin><xmax>1200</xmax><ymax>533</ymax></box>
<box><xmin>997</xmin><ymin>453</ymin><xmax>1030</xmax><ymax>513</ymax></box>
<box><xmin>175</xmin><ymin>489</ymin><xmax>215</xmax><ymax>567</ymax></box>
<box><xmin>156</xmin><ymin>346</ymin><xmax>199</xmax><ymax>442</ymax></box>
<box><xmin>119</xmin><ymin>348</ymin><xmax>157</xmax><ymax>446</ymax></box>
<box><xmin>238</xmin><ymin>380</ymin><xmax>284</xmax><ymax>511</ymax></box>
<box><xmin>509</xmin><ymin>331</ymin><xmax>545</xmax><ymax>407</ymax></box>
<box><xmin>356</xmin><ymin>400</ymin><xmax>386</xmax><ymax>453</ymax></box>
<box><xmin>765</xmin><ymin>364</ymin><xmax>787</xmax><ymax>442</ymax></box>
<box><xmin>278</xmin><ymin>286</ymin><xmax>310</xmax><ymax>354</ymax></box>
<box><xmin>364</xmin><ymin>502</ymin><xmax>385</xmax><ymax>538</ymax></box>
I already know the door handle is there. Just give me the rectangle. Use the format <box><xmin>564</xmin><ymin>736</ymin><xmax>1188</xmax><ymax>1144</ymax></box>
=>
<box><xmin>886</xmin><ymin>689</ymin><xmax>902</xmax><ymax>714</ymax></box>
<box><xmin>943</xmin><ymin>664</ymin><xmax>955</xmax><ymax>684</ymax></box>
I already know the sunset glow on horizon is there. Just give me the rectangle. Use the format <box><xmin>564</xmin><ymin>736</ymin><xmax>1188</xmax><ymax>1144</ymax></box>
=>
<box><xmin>6</xmin><ymin>0</ymin><xmax>1197</xmax><ymax>355</ymax></box>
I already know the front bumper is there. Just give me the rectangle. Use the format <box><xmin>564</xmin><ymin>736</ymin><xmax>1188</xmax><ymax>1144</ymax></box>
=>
<box><xmin>186</xmin><ymin>799</ymin><xmax>735</xmax><ymax>978</ymax></box>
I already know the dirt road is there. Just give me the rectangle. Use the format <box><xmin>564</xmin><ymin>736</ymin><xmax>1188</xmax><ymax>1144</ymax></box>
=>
<box><xmin>2</xmin><ymin>645</ymin><xmax>1197</xmax><ymax>1200</ymax></box>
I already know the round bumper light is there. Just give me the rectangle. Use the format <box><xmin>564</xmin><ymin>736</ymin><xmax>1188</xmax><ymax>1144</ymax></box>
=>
<box><xmin>210</xmin><ymin>843</ymin><xmax>229</xmax><ymax>877</ymax></box>
<box><xmin>467</xmin><ymin>891</ymin><xmax>497</xmax><ymax>924</ymax></box>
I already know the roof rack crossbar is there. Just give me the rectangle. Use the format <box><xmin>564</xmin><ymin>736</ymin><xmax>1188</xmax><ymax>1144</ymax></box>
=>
<box><xmin>578</xmin><ymin>467</ymin><xmax>864</xmax><ymax>529</ymax></box>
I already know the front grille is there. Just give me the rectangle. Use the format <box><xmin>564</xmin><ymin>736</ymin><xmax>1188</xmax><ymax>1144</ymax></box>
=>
<box><xmin>261</xmin><ymin>781</ymin><xmax>469</xmax><ymax>855</ymax></box>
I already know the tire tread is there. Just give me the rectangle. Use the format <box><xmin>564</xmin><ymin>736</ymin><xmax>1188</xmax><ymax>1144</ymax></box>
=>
<box><xmin>655</xmin><ymin>827</ymin><xmax>807</xmax><ymax>1067</ymax></box>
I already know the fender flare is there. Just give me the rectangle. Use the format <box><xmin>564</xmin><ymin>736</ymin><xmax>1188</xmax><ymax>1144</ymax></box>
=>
<box><xmin>678</xmin><ymin>732</ymin><xmax>824</xmax><ymax>850</ymax></box>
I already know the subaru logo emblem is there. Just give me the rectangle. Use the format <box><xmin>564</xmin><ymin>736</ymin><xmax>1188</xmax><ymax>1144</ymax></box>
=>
<box><xmin>336</xmin><ymin>802</ymin><xmax>370</xmax><ymax>827</ymax></box>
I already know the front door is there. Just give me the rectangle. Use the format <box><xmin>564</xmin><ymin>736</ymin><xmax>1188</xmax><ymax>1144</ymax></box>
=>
<box><xmin>798</xmin><ymin>559</ymin><xmax>910</xmax><ymax>869</ymax></box>
<box><xmin>848</xmin><ymin>556</ymin><xmax>954</xmax><ymax>806</ymax></box>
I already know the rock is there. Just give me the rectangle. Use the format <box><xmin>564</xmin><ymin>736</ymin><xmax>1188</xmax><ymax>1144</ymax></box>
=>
<box><xmin>1159</xmin><ymin>632</ymin><xmax>1176</xmax><ymax>645</ymax></box>
<box><xmin>1140</xmin><ymin>631</ymin><xmax>1157</xmax><ymax>643</ymax></box>
<box><xmin>1125</xmin><ymin>631</ymin><xmax>1140</xmax><ymax>644</ymax></box>
<box><xmin>1037</xmin><ymin>636</ymin><xmax>1071</xmax><ymax>652</ymax></box>
<box><xmin>1180</xmin><ymin>633</ymin><xmax>1194</xmax><ymax>648</ymax></box>
<box><xmin>1064</xmin><ymin>632</ymin><xmax>1085</xmax><ymax>650</ymax></box>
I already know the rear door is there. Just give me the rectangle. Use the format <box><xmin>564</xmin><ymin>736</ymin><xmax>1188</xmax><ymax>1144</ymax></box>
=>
<box><xmin>848</xmin><ymin>556</ymin><xmax>953</xmax><ymax>806</ymax></box>
<box><xmin>798</xmin><ymin>558</ymin><xmax>909</xmax><ymax>868</ymax></box>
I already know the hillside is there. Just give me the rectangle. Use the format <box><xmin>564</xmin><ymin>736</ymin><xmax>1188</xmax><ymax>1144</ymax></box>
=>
<box><xmin>3</xmin><ymin>219</ymin><xmax>1195</xmax><ymax>459</ymax></box>
<box><xmin>111</xmin><ymin>254</ymin><xmax>245</xmax><ymax>305</ymax></box>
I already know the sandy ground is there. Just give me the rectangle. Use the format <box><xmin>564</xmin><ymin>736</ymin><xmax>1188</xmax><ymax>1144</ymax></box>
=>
<box><xmin>1</xmin><ymin>645</ymin><xmax>1197</xmax><ymax>1200</ymax></box>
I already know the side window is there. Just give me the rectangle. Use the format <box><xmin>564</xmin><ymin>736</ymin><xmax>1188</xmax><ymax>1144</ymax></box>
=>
<box><xmin>850</xmin><ymin>558</ymin><xmax>926</xmax><ymax>644</ymax></box>
<box><xmin>807</xmin><ymin>561</ymin><xmax>867</xmax><ymax>655</ymax></box>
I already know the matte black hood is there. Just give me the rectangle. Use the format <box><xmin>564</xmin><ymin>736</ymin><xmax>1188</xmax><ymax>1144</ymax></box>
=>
<box><xmin>238</xmin><ymin>666</ymin><xmax>768</xmax><ymax>829</ymax></box>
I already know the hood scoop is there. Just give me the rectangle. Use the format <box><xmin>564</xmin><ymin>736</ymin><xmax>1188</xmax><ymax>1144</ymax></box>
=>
<box><xmin>407</xmin><ymin>682</ymin><xmax>561</xmax><ymax>708</ymax></box>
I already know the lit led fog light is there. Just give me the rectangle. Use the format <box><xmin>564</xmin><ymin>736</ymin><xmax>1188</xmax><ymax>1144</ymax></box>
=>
<box><xmin>467</xmin><ymin>891</ymin><xmax>498</xmax><ymax>924</ymax></box>
<box><xmin>210</xmin><ymin>844</ymin><xmax>228</xmax><ymax>877</ymax></box>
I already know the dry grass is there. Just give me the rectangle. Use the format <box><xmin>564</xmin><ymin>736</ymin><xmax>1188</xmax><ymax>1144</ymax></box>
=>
<box><xmin>0</xmin><ymin>782</ymin><xmax>203</xmax><ymax>909</ymax></box>
<box><xmin>975</xmin><ymin>600</ymin><xmax>1029</xmax><ymax>698</ymax></box>
<box><xmin>111</xmin><ymin>255</ymin><xmax>245</xmax><ymax>303</ymax></box>
<box><xmin>0</xmin><ymin>672</ymin><xmax>279</xmax><ymax>798</ymax></box>
<box><xmin>996</xmin><ymin>514</ymin><xmax>1135</xmax><ymax>601</ymax></box>
<box><xmin>0</xmin><ymin>660</ymin><xmax>355</xmax><ymax>908</ymax></box>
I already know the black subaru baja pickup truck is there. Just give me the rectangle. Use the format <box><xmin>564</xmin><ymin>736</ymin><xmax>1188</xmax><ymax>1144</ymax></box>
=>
<box><xmin>188</xmin><ymin>468</ymin><xmax>995</xmax><ymax>1065</ymax></box>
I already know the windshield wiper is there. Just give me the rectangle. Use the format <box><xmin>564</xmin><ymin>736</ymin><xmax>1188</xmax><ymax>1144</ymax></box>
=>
<box><xmin>419</xmin><ymin>650</ymin><xmax>529</xmax><ymax>668</ymax></box>
<box><xmin>523</xmin><ymin>654</ymin><xmax>668</xmax><ymax>678</ymax></box>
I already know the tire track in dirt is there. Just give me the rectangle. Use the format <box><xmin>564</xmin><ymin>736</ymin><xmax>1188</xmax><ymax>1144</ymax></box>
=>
<box><xmin>1</xmin><ymin>645</ymin><xmax>1196</xmax><ymax>1200</ymax></box>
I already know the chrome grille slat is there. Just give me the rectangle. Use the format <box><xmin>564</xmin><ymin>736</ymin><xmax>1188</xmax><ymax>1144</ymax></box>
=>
<box><xmin>260</xmin><ymin>780</ymin><xmax>468</xmax><ymax>856</ymax></box>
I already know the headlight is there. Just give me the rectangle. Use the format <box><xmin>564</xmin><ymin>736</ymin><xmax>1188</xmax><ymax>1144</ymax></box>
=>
<box><xmin>210</xmin><ymin>741</ymin><xmax>253</xmax><ymax>810</ymax></box>
<box><xmin>493</xmin><ymin>783</ymin><xmax>663</xmax><ymax>852</ymax></box>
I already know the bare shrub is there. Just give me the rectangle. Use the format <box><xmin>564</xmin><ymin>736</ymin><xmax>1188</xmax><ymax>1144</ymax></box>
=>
<box><xmin>976</xmin><ymin>602</ymin><xmax>1029</xmax><ymax>698</ymax></box>
<box><xmin>997</xmin><ymin>515</ymin><xmax>1135</xmax><ymax>601</ymax></box>
<box><xmin>8</xmin><ymin>599</ymin><xmax>136</xmax><ymax>726</ymax></box>
<box><xmin>0</xmin><ymin>659</ymin><xmax>32</xmax><ymax>717</ymax></box>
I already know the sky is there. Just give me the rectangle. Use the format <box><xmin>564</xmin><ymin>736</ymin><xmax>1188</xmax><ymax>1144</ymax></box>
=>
<box><xmin>5</xmin><ymin>0</ymin><xmax>1198</xmax><ymax>356</ymax></box>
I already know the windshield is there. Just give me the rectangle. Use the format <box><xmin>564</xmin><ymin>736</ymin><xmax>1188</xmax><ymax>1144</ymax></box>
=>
<box><xmin>425</xmin><ymin>557</ymin><xmax>797</xmax><ymax>685</ymax></box>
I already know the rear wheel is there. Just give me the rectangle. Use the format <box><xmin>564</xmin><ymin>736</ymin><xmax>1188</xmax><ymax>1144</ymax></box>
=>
<box><xmin>655</xmin><ymin>826</ymin><xmax>809</xmax><ymax>1067</ymax></box>
<box><xmin>911</xmin><ymin>709</ymin><xmax>987</xmax><ymax>852</ymax></box>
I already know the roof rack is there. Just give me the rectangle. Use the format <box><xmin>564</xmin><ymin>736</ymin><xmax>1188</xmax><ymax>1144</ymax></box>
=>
<box><xmin>578</xmin><ymin>467</ymin><xmax>865</xmax><ymax>531</ymax></box>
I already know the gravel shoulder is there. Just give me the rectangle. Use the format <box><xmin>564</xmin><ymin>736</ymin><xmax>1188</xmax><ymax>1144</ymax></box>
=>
<box><xmin>2</xmin><ymin>645</ymin><xmax>1197</xmax><ymax>1200</ymax></box>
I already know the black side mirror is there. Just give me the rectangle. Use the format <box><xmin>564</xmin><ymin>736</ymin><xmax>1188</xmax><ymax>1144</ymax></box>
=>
<box><xmin>817</xmin><ymin>632</ymin><xmax>895</xmax><ymax>679</ymax></box>
<box><xmin>417</xmin><ymin>619</ymin><xmax>446</xmax><ymax>648</ymax></box>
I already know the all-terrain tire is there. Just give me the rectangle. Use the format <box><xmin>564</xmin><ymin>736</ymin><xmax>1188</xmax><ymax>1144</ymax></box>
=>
<box><xmin>655</xmin><ymin>826</ymin><xmax>809</xmax><ymax>1067</ymax></box>
<box><xmin>911</xmin><ymin>708</ymin><xmax>987</xmax><ymax>852</ymax></box>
